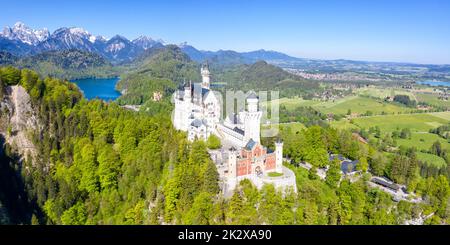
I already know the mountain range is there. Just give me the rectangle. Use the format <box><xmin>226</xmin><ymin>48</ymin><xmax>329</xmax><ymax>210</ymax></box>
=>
<box><xmin>2</xmin><ymin>22</ymin><xmax>450</xmax><ymax>78</ymax></box>
<box><xmin>0</xmin><ymin>22</ymin><xmax>303</xmax><ymax>66</ymax></box>
<box><xmin>178</xmin><ymin>42</ymin><xmax>303</xmax><ymax>66</ymax></box>
<box><xmin>0</xmin><ymin>22</ymin><xmax>166</xmax><ymax>64</ymax></box>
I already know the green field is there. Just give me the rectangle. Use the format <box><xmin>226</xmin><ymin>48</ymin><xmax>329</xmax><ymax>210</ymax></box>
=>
<box><xmin>416</xmin><ymin>152</ymin><xmax>447</xmax><ymax>168</ymax></box>
<box><xmin>268</xmin><ymin>172</ymin><xmax>284</xmax><ymax>177</ymax></box>
<box><xmin>356</xmin><ymin>87</ymin><xmax>415</xmax><ymax>99</ymax></box>
<box><xmin>274</xmin><ymin>97</ymin><xmax>321</xmax><ymax>110</ymax></box>
<box><xmin>313</xmin><ymin>96</ymin><xmax>412</xmax><ymax>115</ymax></box>
<box><xmin>329</xmin><ymin>112</ymin><xmax>450</xmax><ymax>152</ymax></box>
<box><xmin>279</xmin><ymin>122</ymin><xmax>306</xmax><ymax>133</ymax></box>
<box><xmin>430</xmin><ymin>111</ymin><xmax>450</xmax><ymax>121</ymax></box>
<box><xmin>396</xmin><ymin>132</ymin><xmax>450</xmax><ymax>151</ymax></box>
<box><xmin>350</xmin><ymin>113</ymin><xmax>450</xmax><ymax>133</ymax></box>
<box><xmin>278</xmin><ymin>93</ymin><xmax>450</xmax><ymax>162</ymax></box>
<box><xmin>330</xmin><ymin>119</ymin><xmax>360</xmax><ymax>130</ymax></box>
<box><xmin>262</xmin><ymin>122</ymin><xmax>306</xmax><ymax>136</ymax></box>
<box><xmin>277</xmin><ymin>95</ymin><xmax>411</xmax><ymax>116</ymax></box>
<box><xmin>416</xmin><ymin>93</ymin><xmax>450</xmax><ymax>108</ymax></box>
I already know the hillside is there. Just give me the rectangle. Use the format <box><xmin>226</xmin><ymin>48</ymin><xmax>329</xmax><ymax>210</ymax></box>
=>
<box><xmin>214</xmin><ymin>60</ymin><xmax>321</xmax><ymax>97</ymax></box>
<box><xmin>0</xmin><ymin>50</ymin><xmax>118</xmax><ymax>79</ymax></box>
<box><xmin>116</xmin><ymin>45</ymin><xmax>200</xmax><ymax>105</ymax></box>
<box><xmin>241</xmin><ymin>60</ymin><xmax>297</xmax><ymax>86</ymax></box>
<box><xmin>0</xmin><ymin>51</ymin><xmax>18</xmax><ymax>65</ymax></box>
<box><xmin>18</xmin><ymin>49</ymin><xmax>110</xmax><ymax>69</ymax></box>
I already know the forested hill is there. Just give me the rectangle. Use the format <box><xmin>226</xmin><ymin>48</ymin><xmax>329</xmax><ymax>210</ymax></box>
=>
<box><xmin>241</xmin><ymin>60</ymin><xmax>298</xmax><ymax>86</ymax></box>
<box><xmin>132</xmin><ymin>44</ymin><xmax>199</xmax><ymax>82</ymax></box>
<box><xmin>213</xmin><ymin>60</ymin><xmax>321</xmax><ymax>97</ymax></box>
<box><xmin>0</xmin><ymin>51</ymin><xmax>18</xmax><ymax>65</ymax></box>
<box><xmin>0</xmin><ymin>67</ymin><xmax>218</xmax><ymax>224</ymax></box>
<box><xmin>115</xmin><ymin>45</ymin><xmax>200</xmax><ymax>105</ymax></box>
<box><xmin>0</xmin><ymin>50</ymin><xmax>117</xmax><ymax>79</ymax></box>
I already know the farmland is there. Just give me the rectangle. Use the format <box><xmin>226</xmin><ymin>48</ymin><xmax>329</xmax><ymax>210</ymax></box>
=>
<box><xmin>313</xmin><ymin>96</ymin><xmax>412</xmax><ymax>115</ymax></box>
<box><xmin>276</xmin><ymin>95</ymin><xmax>412</xmax><ymax>116</ymax></box>
<box><xmin>416</xmin><ymin>152</ymin><xmax>447</xmax><ymax>168</ymax></box>
<box><xmin>396</xmin><ymin>132</ymin><xmax>450</xmax><ymax>151</ymax></box>
<box><xmin>417</xmin><ymin>93</ymin><xmax>450</xmax><ymax>108</ymax></box>
<box><xmin>328</xmin><ymin>112</ymin><xmax>450</xmax><ymax>151</ymax></box>
<box><xmin>355</xmin><ymin>87</ymin><xmax>415</xmax><ymax>99</ymax></box>
<box><xmin>276</xmin><ymin>86</ymin><xmax>450</xmax><ymax>172</ymax></box>
<box><xmin>274</xmin><ymin>97</ymin><xmax>321</xmax><ymax>110</ymax></box>
<box><xmin>350</xmin><ymin>113</ymin><xmax>450</xmax><ymax>133</ymax></box>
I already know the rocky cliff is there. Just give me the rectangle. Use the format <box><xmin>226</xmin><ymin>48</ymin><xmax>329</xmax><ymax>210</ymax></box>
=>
<box><xmin>0</xmin><ymin>85</ymin><xmax>39</xmax><ymax>162</ymax></box>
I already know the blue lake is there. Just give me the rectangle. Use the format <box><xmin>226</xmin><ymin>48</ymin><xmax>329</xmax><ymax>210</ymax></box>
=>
<box><xmin>71</xmin><ymin>77</ymin><xmax>121</xmax><ymax>101</ymax></box>
<box><xmin>417</xmin><ymin>80</ymin><xmax>450</xmax><ymax>87</ymax></box>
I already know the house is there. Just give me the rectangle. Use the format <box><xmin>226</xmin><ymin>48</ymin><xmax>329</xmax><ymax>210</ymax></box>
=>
<box><xmin>371</xmin><ymin>177</ymin><xmax>400</xmax><ymax>192</ymax></box>
<box><xmin>329</xmin><ymin>154</ymin><xmax>359</xmax><ymax>174</ymax></box>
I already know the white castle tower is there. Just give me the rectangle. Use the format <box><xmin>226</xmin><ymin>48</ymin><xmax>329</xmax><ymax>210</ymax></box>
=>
<box><xmin>243</xmin><ymin>92</ymin><xmax>262</xmax><ymax>143</ymax></box>
<box><xmin>227</xmin><ymin>147</ymin><xmax>238</xmax><ymax>188</ymax></box>
<box><xmin>201</xmin><ymin>63</ymin><xmax>210</xmax><ymax>89</ymax></box>
<box><xmin>275</xmin><ymin>140</ymin><xmax>284</xmax><ymax>173</ymax></box>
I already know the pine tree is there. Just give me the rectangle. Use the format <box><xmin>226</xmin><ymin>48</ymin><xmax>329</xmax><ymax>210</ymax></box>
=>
<box><xmin>227</xmin><ymin>191</ymin><xmax>243</xmax><ymax>224</ymax></box>
<box><xmin>206</xmin><ymin>134</ymin><xmax>221</xmax><ymax>149</ymax></box>
<box><xmin>202</xmin><ymin>160</ymin><xmax>219</xmax><ymax>194</ymax></box>
<box><xmin>183</xmin><ymin>192</ymin><xmax>213</xmax><ymax>225</ymax></box>
<box><xmin>308</xmin><ymin>166</ymin><xmax>318</xmax><ymax>180</ymax></box>
<box><xmin>326</xmin><ymin>159</ymin><xmax>341</xmax><ymax>188</ymax></box>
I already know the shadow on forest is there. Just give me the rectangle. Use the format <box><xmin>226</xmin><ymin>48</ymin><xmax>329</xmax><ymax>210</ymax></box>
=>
<box><xmin>0</xmin><ymin>134</ymin><xmax>39</xmax><ymax>224</ymax></box>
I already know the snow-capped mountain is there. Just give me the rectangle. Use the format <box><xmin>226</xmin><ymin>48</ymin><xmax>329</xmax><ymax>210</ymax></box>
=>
<box><xmin>0</xmin><ymin>21</ymin><xmax>303</xmax><ymax>65</ymax></box>
<box><xmin>0</xmin><ymin>22</ymin><xmax>166</xmax><ymax>63</ymax></box>
<box><xmin>1</xmin><ymin>22</ymin><xmax>49</xmax><ymax>46</ymax></box>
<box><xmin>105</xmin><ymin>35</ymin><xmax>129</xmax><ymax>53</ymax></box>
<box><xmin>0</xmin><ymin>36</ymin><xmax>33</xmax><ymax>55</ymax></box>
<box><xmin>36</xmin><ymin>27</ymin><xmax>98</xmax><ymax>53</ymax></box>
<box><xmin>90</xmin><ymin>35</ymin><xmax>107</xmax><ymax>44</ymax></box>
<box><xmin>132</xmin><ymin>36</ymin><xmax>162</xmax><ymax>50</ymax></box>
<box><xmin>101</xmin><ymin>35</ymin><xmax>144</xmax><ymax>63</ymax></box>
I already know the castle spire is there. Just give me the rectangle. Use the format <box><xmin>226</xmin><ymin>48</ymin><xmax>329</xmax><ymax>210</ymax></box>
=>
<box><xmin>201</xmin><ymin>62</ymin><xmax>210</xmax><ymax>89</ymax></box>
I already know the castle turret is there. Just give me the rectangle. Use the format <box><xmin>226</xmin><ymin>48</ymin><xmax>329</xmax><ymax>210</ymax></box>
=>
<box><xmin>228</xmin><ymin>147</ymin><xmax>238</xmax><ymax>179</ymax></box>
<box><xmin>201</xmin><ymin>63</ymin><xmax>210</xmax><ymax>89</ymax></box>
<box><xmin>227</xmin><ymin>147</ymin><xmax>238</xmax><ymax>192</ymax></box>
<box><xmin>243</xmin><ymin>92</ymin><xmax>262</xmax><ymax>143</ymax></box>
<box><xmin>184</xmin><ymin>80</ymin><xmax>192</xmax><ymax>101</ymax></box>
<box><xmin>275</xmin><ymin>140</ymin><xmax>284</xmax><ymax>173</ymax></box>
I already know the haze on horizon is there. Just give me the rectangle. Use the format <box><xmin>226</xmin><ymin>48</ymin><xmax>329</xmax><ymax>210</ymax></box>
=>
<box><xmin>1</xmin><ymin>0</ymin><xmax>450</xmax><ymax>65</ymax></box>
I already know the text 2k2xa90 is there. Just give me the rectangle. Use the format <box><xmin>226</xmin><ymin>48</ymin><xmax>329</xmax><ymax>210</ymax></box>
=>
<box><xmin>222</xmin><ymin>229</ymin><xmax>271</xmax><ymax>240</ymax></box>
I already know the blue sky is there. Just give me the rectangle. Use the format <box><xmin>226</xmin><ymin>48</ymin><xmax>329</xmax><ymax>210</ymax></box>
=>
<box><xmin>1</xmin><ymin>0</ymin><xmax>450</xmax><ymax>64</ymax></box>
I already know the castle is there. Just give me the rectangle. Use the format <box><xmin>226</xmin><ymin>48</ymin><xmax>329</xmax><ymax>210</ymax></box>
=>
<box><xmin>173</xmin><ymin>64</ymin><xmax>296</xmax><ymax>196</ymax></box>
